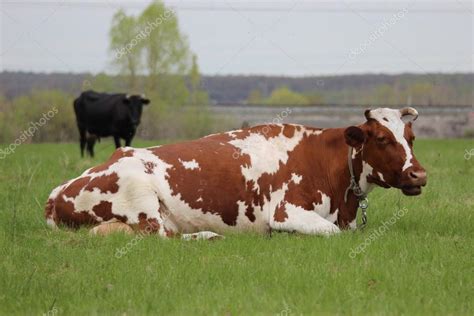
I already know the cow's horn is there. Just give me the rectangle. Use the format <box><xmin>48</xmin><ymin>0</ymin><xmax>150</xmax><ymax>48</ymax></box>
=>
<box><xmin>141</xmin><ymin>94</ymin><xmax>146</xmax><ymax>99</ymax></box>
<box><xmin>125</xmin><ymin>94</ymin><xmax>131</xmax><ymax>99</ymax></box>
<box><xmin>399</xmin><ymin>107</ymin><xmax>418</xmax><ymax>121</ymax></box>
<box><xmin>364</xmin><ymin>108</ymin><xmax>372</xmax><ymax>120</ymax></box>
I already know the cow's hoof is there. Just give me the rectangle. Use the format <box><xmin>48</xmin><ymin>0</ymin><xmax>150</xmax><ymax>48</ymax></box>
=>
<box><xmin>208</xmin><ymin>234</ymin><xmax>225</xmax><ymax>241</ymax></box>
<box><xmin>89</xmin><ymin>222</ymin><xmax>134</xmax><ymax>236</ymax></box>
<box><xmin>319</xmin><ymin>224</ymin><xmax>341</xmax><ymax>236</ymax></box>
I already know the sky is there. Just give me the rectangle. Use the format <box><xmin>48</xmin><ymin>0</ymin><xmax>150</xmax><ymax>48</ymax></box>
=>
<box><xmin>0</xmin><ymin>0</ymin><xmax>473</xmax><ymax>76</ymax></box>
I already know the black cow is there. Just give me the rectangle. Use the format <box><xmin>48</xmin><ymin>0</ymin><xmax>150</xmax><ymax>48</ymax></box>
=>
<box><xmin>73</xmin><ymin>90</ymin><xmax>150</xmax><ymax>157</ymax></box>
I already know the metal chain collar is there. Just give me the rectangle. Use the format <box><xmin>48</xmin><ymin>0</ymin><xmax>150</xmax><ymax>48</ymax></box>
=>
<box><xmin>344</xmin><ymin>146</ymin><xmax>369</xmax><ymax>229</ymax></box>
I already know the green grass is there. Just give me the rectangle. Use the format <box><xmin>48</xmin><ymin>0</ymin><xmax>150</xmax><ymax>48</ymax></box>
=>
<box><xmin>0</xmin><ymin>139</ymin><xmax>473</xmax><ymax>315</ymax></box>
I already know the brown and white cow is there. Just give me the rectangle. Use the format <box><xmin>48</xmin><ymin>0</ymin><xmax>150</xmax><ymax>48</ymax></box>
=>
<box><xmin>44</xmin><ymin>107</ymin><xmax>427</xmax><ymax>239</ymax></box>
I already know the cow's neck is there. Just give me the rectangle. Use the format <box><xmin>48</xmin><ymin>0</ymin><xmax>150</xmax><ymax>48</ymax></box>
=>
<box><xmin>309</xmin><ymin>127</ymin><xmax>372</xmax><ymax>227</ymax></box>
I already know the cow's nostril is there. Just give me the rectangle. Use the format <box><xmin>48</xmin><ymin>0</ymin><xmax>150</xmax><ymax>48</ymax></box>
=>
<box><xmin>408</xmin><ymin>170</ymin><xmax>427</xmax><ymax>183</ymax></box>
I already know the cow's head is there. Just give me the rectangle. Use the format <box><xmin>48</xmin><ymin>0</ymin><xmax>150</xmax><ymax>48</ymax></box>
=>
<box><xmin>344</xmin><ymin>107</ymin><xmax>427</xmax><ymax>196</ymax></box>
<box><xmin>123</xmin><ymin>94</ymin><xmax>150</xmax><ymax>127</ymax></box>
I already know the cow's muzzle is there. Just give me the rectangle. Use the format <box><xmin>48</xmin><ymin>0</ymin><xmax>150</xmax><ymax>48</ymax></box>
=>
<box><xmin>400</xmin><ymin>168</ymin><xmax>427</xmax><ymax>196</ymax></box>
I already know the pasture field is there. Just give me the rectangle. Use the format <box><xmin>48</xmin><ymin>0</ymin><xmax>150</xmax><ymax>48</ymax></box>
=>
<box><xmin>0</xmin><ymin>139</ymin><xmax>473</xmax><ymax>315</ymax></box>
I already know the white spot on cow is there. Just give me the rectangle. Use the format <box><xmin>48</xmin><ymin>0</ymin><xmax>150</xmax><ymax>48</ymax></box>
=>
<box><xmin>304</xmin><ymin>129</ymin><xmax>323</xmax><ymax>137</ymax></box>
<box><xmin>368</xmin><ymin>108</ymin><xmax>413</xmax><ymax>171</ymax></box>
<box><xmin>203</xmin><ymin>132</ymin><xmax>219</xmax><ymax>138</ymax></box>
<box><xmin>326</xmin><ymin>208</ymin><xmax>339</xmax><ymax>223</ymax></box>
<box><xmin>196</xmin><ymin>196</ymin><xmax>203</xmax><ymax>202</ymax></box>
<box><xmin>46</xmin><ymin>218</ymin><xmax>57</xmax><ymax>229</ymax></box>
<box><xmin>179</xmin><ymin>159</ymin><xmax>200</xmax><ymax>170</ymax></box>
<box><xmin>359</xmin><ymin>162</ymin><xmax>376</xmax><ymax>194</ymax></box>
<box><xmin>272</xmin><ymin>202</ymin><xmax>340</xmax><ymax>236</ymax></box>
<box><xmin>229</xmin><ymin>129</ymin><xmax>305</xmax><ymax>193</ymax></box>
<box><xmin>225</xmin><ymin>130</ymin><xmax>241</xmax><ymax>139</ymax></box>
<box><xmin>312</xmin><ymin>191</ymin><xmax>331</xmax><ymax>218</ymax></box>
<box><xmin>291</xmin><ymin>173</ymin><xmax>302</xmax><ymax>184</ymax></box>
<box><xmin>351</xmin><ymin>145</ymin><xmax>363</xmax><ymax>159</ymax></box>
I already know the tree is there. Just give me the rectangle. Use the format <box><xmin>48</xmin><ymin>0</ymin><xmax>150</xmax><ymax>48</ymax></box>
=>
<box><xmin>247</xmin><ymin>89</ymin><xmax>263</xmax><ymax>104</ymax></box>
<box><xmin>305</xmin><ymin>92</ymin><xmax>325</xmax><ymax>105</ymax></box>
<box><xmin>188</xmin><ymin>55</ymin><xmax>209</xmax><ymax>106</ymax></box>
<box><xmin>109</xmin><ymin>10</ymin><xmax>141</xmax><ymax>91</ymax></box>
<box><xmin>406</xmin><ymin>82</ymin><xmax>434</xmax><ymax>105</ymax></box>
<box><xmin>108</xmin><ymin>1</ymin><xmax>213</xmax><ymax>140</ymax></box>
<box><xmin>265</xmin><ymin>86</ymin><xmax>310</xmax><ymax>105</ymax></box>
<box><xmin>138</xmin><ymin>1</ymin><xmax>191</xmax><ymax>93</ymax></box>
<box><xmin>373</xmin><ymin>84</ymin><xmax>396</xmax><ymax>105</ymax></box>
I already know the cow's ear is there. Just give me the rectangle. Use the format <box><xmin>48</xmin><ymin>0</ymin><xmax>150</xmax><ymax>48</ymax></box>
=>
<box><xmin>344</xmin><ymin>126</ymin><xmax>366</xmax><ymax>147</ymax></box>
<box><xmin>142</xmin><ymin>98</ymin><xmax>150</xmax><ymax>105</ymax></box>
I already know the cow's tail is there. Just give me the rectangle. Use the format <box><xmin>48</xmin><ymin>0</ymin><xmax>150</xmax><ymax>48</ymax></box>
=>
<box><xmin>44</xmin><ymin>198</ymin><xmax>58</xmax><ymax>229</ymax></box>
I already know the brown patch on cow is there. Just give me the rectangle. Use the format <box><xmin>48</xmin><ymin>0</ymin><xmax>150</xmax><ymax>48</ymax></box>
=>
<box><xmin>274</xmin><ymin>202</ymin><xmax>288</xmax><ymax>222</ymax></box>
<box><xmin>138</xmin><ymin>213</ymin><xmax>160</xmax><ymax>233</ymax></box>
<box><xmin>92</xmin><ymin>201</ymin><xmax>114</xmax><ymax>221</ymax></box>
<box><xmin>164</xmin><ymin>227</ymin><xmax>175</xmax><ymax>237</ymax></box>
<box><xmin>404</xmin><ymin>123</ymin><xmax>415</xmax><ymax>146</ymax></box>
<box><xmin>255</xmin><ymin>124</ymin><xmax>283</xmax><ymax>139</ymax></box>
<box><xmin>63</xmin><ymin>177</ymin><xmax>91</xmax><ymax>198</ymax></box>
<box><xmin>85</xmin><ymin>172</ymin><xmax>120</xmax><ymax>194</ymax></box>
<box><xmin>53</xmin><ymin>194</ymin><xmax>98</xmax><ymax>228</ymax></box>
<box><xmin>282</xmin><ymin>124</ymin><xmax>295</xmax><ymax>138</ymax></box>
<box><xmin>245</xmin><ymin>204</ymin><xmax>256</xmax><ymax>222</ymax></box>
<box><xmin>88</xmin><ymin>148</ymin><xmax>134</xmax><ymax>174</ymax></box>
<box><xmin>142</xmin><ymin>161</ymin><xmax>157</xmax><ymax>174</ymax></box>
<box><xmin>230</xmin><ymin>124</ymin><xmax>284</xmax><ymax>141</ymax></box>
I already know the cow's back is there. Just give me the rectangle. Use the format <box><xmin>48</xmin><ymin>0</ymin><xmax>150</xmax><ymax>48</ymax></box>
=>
<box><xmin>75</xmin><ymin>91</ymin><xmax>124</xmax><ymax>119</ymax></box>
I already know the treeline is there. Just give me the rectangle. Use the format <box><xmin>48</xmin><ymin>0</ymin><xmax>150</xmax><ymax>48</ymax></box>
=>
<box><xmin>1</xmin><ymin>71</ymin><xmax>472</xmax><ymax>106</ymax></box>
<box><xmin>224</xmin><ymin>73</ymin><xmax>473</xmax><ymax>106</ymax></box>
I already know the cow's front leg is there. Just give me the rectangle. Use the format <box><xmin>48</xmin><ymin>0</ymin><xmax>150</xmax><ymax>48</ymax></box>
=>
<box><xmin>114</xmin><ymin>136</ymin><xmax>121</xmax><ymax>148</ymax></box>
<box><xmin>271</xmin><ymin>202</ymin><xmax>340</xmax><ymax>236</ymax></box>
<box><xmin>86</xmin><ymin>134</ymin><xmax>97</xmax><ymax>157</ymax></box>
<box><xmin>124</xmin><ymin>136</ymin><xmax>133</xmax><ymax>147</ymax></box>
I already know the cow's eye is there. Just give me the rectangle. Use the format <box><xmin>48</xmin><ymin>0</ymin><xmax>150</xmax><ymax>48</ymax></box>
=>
<box><xmin>376</xmin><ymin>136</ymin><xmax>387</xmax><ymax>144</ymax></box>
